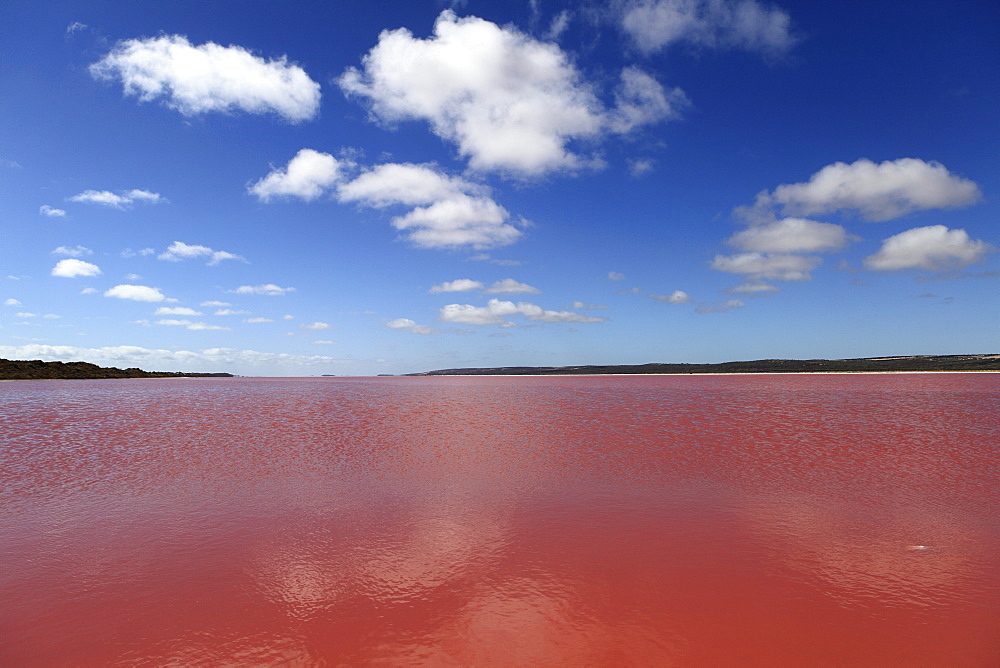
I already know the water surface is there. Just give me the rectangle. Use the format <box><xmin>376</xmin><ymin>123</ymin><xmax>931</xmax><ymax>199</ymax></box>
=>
<box><xmin>2</xmin><ymin>374</ymin><xmax>998</xmax><ymax>665</ymax></box>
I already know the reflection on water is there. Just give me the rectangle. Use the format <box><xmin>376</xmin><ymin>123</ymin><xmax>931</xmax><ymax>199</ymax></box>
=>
<box><xmin>2</xmin><ymin>374</ymin><xmax>999</xmax><ymax>665</ymax></box>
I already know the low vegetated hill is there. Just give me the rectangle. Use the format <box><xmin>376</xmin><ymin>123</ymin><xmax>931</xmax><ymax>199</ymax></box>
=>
<box><xmin>0</xmin><ymin>358</ymin><xmax>232</xmax><ymax>380</ymax></box>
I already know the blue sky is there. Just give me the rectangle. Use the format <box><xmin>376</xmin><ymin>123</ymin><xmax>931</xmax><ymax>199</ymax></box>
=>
<box><xmin>2</xmin><ymin>0</ymin><xmax>997</xmax><ymax>376</ymax></box>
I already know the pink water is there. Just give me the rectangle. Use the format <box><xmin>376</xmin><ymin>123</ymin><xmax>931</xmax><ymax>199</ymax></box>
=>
<box><xmin>2</xmin><ymin>374</ymin><xmax>998</xmax><ymax>665</ymax></box>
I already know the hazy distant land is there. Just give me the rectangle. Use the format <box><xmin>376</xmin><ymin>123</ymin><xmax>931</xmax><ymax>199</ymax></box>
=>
<box><xmin>408</xmin><ymin>354</ymin><xmax>1000</xmax><ymax>376</ymax></box>
<box><xmin>0</xmin><ymin>359</ymin><xmax>232</xmax><ymax>381</ymax></box>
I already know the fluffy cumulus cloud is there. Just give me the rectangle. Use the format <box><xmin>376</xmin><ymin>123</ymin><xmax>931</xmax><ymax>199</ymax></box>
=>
<box><xmin>248</xmin><ymin>149</ymin><xmax>347</xmax><ymax>201</ymax></box>
<box><xmin>155</xmin><ymin>306</ymin><xmax>201</xmax><ymax>316</ymax></box>
<box><xmin>339</xmin><ymin>10</ymin><xmax>683</xmax><ymax>177</ymax></box>
<box><xmin>250</xmin><ymin>152</ymin><xmax>523</xmax><ymax>250</ymax></box>
<box><xmin>484</xmin><ymin>278</ymin><xmax>541</xmax><ymax>294</ymax></box>
<box><xmin>339</xmin><ymin>162</ymin><xmax>523</xmax><ymax>248</ymax></box>
<box><xmin>4</xmin><ymin>298</ymin><xmax>22</xmax><ymax>306</ymax></box>
<box><xmin>429</xmin><ymin>278</ymin><xmax>484</xmax><ymax>293</ymax></box>
<box><xmin>156</xmin><ymin>319</ymin><xmax>230</xmax><ymax>331</ymax></box>
<box><xmin>727</xmin><ymin>217</ymin><xmax>852</xmax><ymax>253</ymax></box>
<box><xmin>52</xmin><ymin>245</ymin><xmax>93</xmax><ymax>257</ymax></box>
<box><xmin>864</xmin><ymin>225</ymin><xmax>994</xmax><ymax>272</ymax></box>
<box><xmin>68</xmin><ymin>189</ymin><xmax>164</xmax><ymax>209</ymax></box>
<box><xmin>51</xmin><ymin>258</ymin><xmax>101</xmax><ymax>278</ymax></box>
<box><xmin>90</xmin><ymin>35</ymin><xmax>320</xmax><ymax>122</ymax></box>
<box><xmin>745</xmin><ymin>158</ymin><xmax>982</xmax><ymax>222</ymax></box>
<box><xmin>40</xmin><ymin>205</ymin><xmax>66</xmax><ymax>217</ymax></box>
<box><xmin>104</xmin><ymin>284</ymin><xmax>167</xmax><ymax>302</ymax></box>
<box><xmin>230</xmin><ymin>284</ymin><xmax>295</xmax><ymax>296</ymax></box>
<box><xmin>608</xmin><ymin>66</ymin><xmax>689</xmax><ymax>134</ymax></box>
<box><xmin>619</xmin><ymin>0</ymin><xmax>797</xmax><ymax>55</ymax></box>
<box><xmin>711</xmin><ymin>252</ymin><xmax>821</xmax><ymax>281</ymax></box>
<box><xmin>158</xmin><ymin>241</ymin><xmax>245</xmax><ymax>265</ymax></box>
<box><xmin>649</xmin><ymin>290</ymin><xmax>691</xmax><ymax>304</ymax></box>
<box><xmin>439</xmin><ymin>298</ymin><xmax>606</xmax><ymax>326</ymax></box>
<box><xmin>386</xmin><ymin>318</ymin><xmax>436</xmax><ymax>335</ymax></box>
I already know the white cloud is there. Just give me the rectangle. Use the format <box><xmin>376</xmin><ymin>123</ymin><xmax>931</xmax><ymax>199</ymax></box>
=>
<box><xmin>40</xmin><ymin>205</ymin><xmax>67</xmax><ymax>217</ymax></box>
<box><xmin>711</xmin><ymin>252</ymin><xmax>821</xmax><ymax>281</ymax></box>
<box><xmin>745</xmin><ymin>158</ymin><xmax>982</xmax><ymax>222</ymax></box>
<box><xmin>202</xmin><ymin>300</ymin><xmax>231</xmax><ymax>307</ymax></box>
<box><xmin>608</xmin><ymin>271</ymin><xmax>626</xmax><ymax>281</ymax></box>
<box><xmin>16</xmin><ymin>312</ymin><xmax>37</xmax><ymax>318</ymax></box>
<box><xmin>215</xmin><ymin>309</ymin><xmax>251</xmax><ymax>316</ymax></box>
<box><xmin>619</xmin><ymin>0</ymin><xmax>797</xmax><ymax>55</ymax></box>
<box><xmin>339</xmin><ymin>10</ymin><xmax>682</xmax><ymax>177</ymax></box>
<box><xmin>68</xmin><ymin>189</ymin><xmax>164</xmax><ymax>209</ymax></box>
<box><xmin>484</xmin><ymin>278</ymin><xmax>541</xmax><ymax>294</ymax></box>
<box><xmin>728</xmin><ymin>282</ymin><xmax>779</xmax><ymax>294</ymax></box>
<box><xmin>570</xmin><ymin>301</ymin><xmax>607</xmax><ymax>310</ymax></box>
<box><xmin>649</xmin><ymin>290</ymin><xmax>692</xmax><ymax>304</ymax></box>
<box><xmin>52</xmin><ymin>245</ymin><xmax>93</xmax><ymax>257</ymax></box>
<box><xmin>282</xmin><ymin>314</ymin><xmax>295</xmax><ymax>320</ymax></box>
<box><xmin>155</xmin><ymin>306</ymin><xmax>201</xmax><ymax>316</ymax></box>
<box><xmin>52</xmin><ymin>258</ymin><xmax>102</xmax><ymax>278</ymax></box>
<box><xmin>727</xmin><ymin>217</ymin><xmax>852</xmax><ymax>253</ymax></box>
<box><xmin>864</xmin><ymin>225</ymin><xmax>994</xmax><ymax>272</ymax></box>
<box><xmin>249</xmin><ymin>149</ymin><xmax>347</xmax><ymax>201</ymax></box>
<box><xmin>339</xmin><ymin>162</ymin><xmax>523</xmax><ymax>249</ymax></box>
<box><xmin>608</xmin><ymin>66</ymin><xmax>688</xmax><ymax>134</ymax></box>
<box><xmin>91</xmin><ymin>35</ymin><xmax>321</xmax><ymax>122</ymax></box>
<box><xmin>429</xmin><ymin>278</ymin><xmax>484</xmax><ymax>293</ymax></box>
<box><xmin>4</xmin><ymin>298</ymin><xmax>22</xmax><ymax>306</ymax></box>
<box><xmin>695</xmin><ymin>299</ymin><xmax>745</xmax><ymax>314</ymax></box>
<box><xmin>244</xmin><ymin>317</ymin><xmax>275</xmax><ymax>323</ymax></box>
<box><xmin>312</xmin><ymin>340</ymin><xmax>335</xmax><ymax>345</ymax></box>
<box><xmin>547</xmin><ymin>9</ymin><xmax>571</xmax><ymax>39</ymax></box>
<box><xmin>300</xmin><ymin>321</ymin><xmax>331</xmax><ymax>330</ymax></box>
<box><xmin>231</xmin><ymin>284</ymin><xmax>295</xmax><ymax>296</ymax></box>
<box><xmin>467</xmin><ymin>253</ymin><xmax>522</xmax><ymax>266</ymax></box>
<box><xmin>73</xmin><ymin>190</ymin><xmax>128</xmax><ymax>208</ymax></box>
<box><xmin>158</xmin><ymin>241</ymin><xmax>246</xmax><ymax>265</ymax></box>
<box><xmin>156</xmin><ymin>319</ymin><xmax>230</xmax><ymax>331</ymax></box>
<box><xmin>386</xmin><ymin>318</ymin><xmax>436</xmax><ymax>335</ymax></box>
<box><xmin>439</xmin><ymin>298</ymin><xmax>606</xmax><ymax>326</ymax></box>
<box><xmin>628</xmin><ymin>158</ymin><xmax>655</xmax><ymax>177</ymax></box>
<box><xmin>66</xmin><ymin>22</ymin><xmax>87</xmax><ymax>35</ymax></box>
<box><xmin>127</xmin><ymin>189</ymin><xmax>162</xmax><ymax>203</ymax></box>
<box><xmin>104</xmin><ymin>284</ymin><xmax>167</xmax><ymax>302</ymax></box>
<box><xmin>80</xmin><ymin>288</ymin><xmax>97</xmax><ymax>295</ymax></box>
<box><xmin>121</xmin><ymin>247</ymin><xmax>156</xmax><ymax>258</ymax></box>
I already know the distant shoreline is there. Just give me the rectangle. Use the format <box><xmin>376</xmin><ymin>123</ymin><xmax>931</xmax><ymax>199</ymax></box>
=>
<box><xmin>0</xmin><ymin>358</ymin><xmax>232</xmax><ymax>381</ymax></box>
<box><xmin>398</xmin><ymin>370</ymin><xmax>1000</xmax><ymax>377</ymax></box>
<box><xmin>406</xmin><ymin>354</ymin><xmax>1000</xmax><ymax>377</ymax></box>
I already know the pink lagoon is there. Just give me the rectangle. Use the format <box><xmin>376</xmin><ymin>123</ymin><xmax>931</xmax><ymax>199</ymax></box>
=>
<box><xmin>2</xmin><ymin>373</ymin><xmax>999</xmax><ymax>665</ymax></box>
